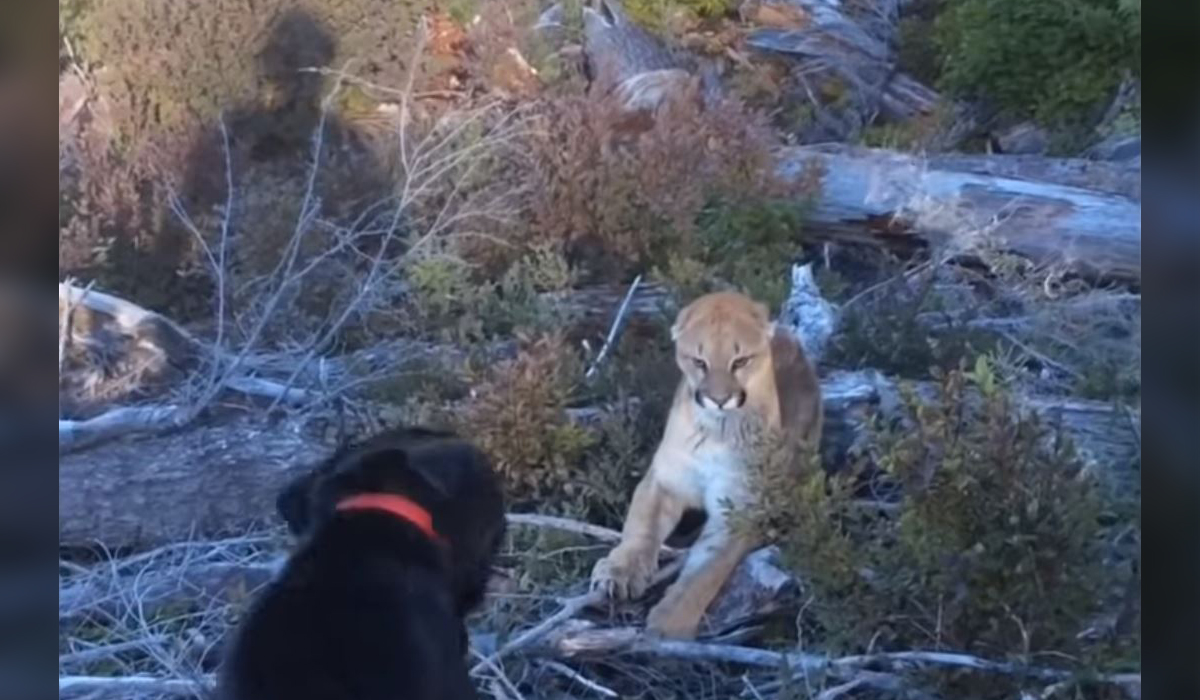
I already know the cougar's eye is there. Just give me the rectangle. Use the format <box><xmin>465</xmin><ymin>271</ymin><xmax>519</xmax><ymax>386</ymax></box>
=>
<box><xmin>731</xmin><ymin>356</ymin><xmax>750</xmax><ymax>371</ymax></box>
<box><xmin>691</xmin><ymin>357</ymin><xmax>707</xmax><ymax>371</ymax></box>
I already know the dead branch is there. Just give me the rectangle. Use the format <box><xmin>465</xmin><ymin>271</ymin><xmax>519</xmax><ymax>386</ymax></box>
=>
<box><xmin>59</xmin><ymin>674</ymin><xmax>211</xmax><ymax>698</ymax></box>
<box><xmin>59</xmin><ymin>637</ymin><xmax>170</xmax><ymax>668</ymax></box>
<box><xmin>60</xmin><ymin>559</ymin><xmax>279</xmax><ymax>626</ymax></box>
<box><xmin>506</xmin><ymin>512</ymin><xmax>679</xmax><ymax>554</ymax></box>
<box><xmin>59</xmin><ymin>404</ymin><xmax>191</xmax><ymax>454</ymax></box>
<box><xmin>536</xmin><ymin>659</ymin><xmax>620</xmax><ymax>698</ymax></box>
<box><xmin>470</xmin><ymin>558</ymin><xmax>686</xmax><ymax>675</ymax></box>
<box><xmin>585</xmin><ymin>274</ymin><xmax>643</xmax><ymax>379</ymax></box>
<box><xmin>537</xmin><ymin>624</ymin><xmax>1140</xmax><ymax>692</ymax></box>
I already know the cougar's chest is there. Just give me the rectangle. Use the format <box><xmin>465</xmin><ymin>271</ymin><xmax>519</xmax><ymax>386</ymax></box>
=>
<box><xmin>663</xmin><ymin>428</ymin><xmax>753</xmax><ymax>512</ymax></box>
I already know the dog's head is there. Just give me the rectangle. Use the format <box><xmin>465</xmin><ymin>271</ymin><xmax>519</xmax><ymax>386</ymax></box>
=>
<box><xmin>277</xmin><ymin>426</ymin><xmax>506</xmax><ymax>614</ymax></box>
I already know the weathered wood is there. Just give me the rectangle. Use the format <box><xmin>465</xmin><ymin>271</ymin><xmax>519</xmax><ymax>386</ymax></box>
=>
<box><xmin>927</xmin><ymin>152</ymin><xmax>1141</xmax><ymax>201</ymax></box>
<box><xmin>58</xmin><ymin>371</ymin><xmax>1137</xmax><ymax>551</ymax></box>
<box><xmin>58</xmin><ymin>415</ymin><xmax>331</xmax><ymax>551</ymax></box>
<box><xmin>779</xmin><ymin>144</ymin><xmax>1141</xmax><ymax>281</ymax></box>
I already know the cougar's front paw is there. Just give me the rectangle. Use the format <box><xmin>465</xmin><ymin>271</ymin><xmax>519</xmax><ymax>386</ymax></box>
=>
<box><xmin>590</xmin><ymin>547</ymin><xmax>655</xmax><ymax>601</ymax></box>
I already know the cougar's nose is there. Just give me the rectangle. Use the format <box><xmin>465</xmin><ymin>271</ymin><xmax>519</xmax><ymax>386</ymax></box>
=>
<box><xmin>698</xmin><ymin>390</ymin><xmax>747</xmax><ymax>411</ymax></box>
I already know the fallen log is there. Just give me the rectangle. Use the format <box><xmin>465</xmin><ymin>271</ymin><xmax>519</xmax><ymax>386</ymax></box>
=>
<box><xmin>779</xmin><ymin>144</ymin><xmax>1141</xmax><ymax>282</ymax></box>
<box><xmin>927</xmin><ymin>152</ymin><xmax>1141</xmax><ymax>201</ymax></box>
<box><xmin>58</xmin><ymin>370</ymin><xmax>1138</xmax><ymax>551</ymax></box>
<box><xmin>58</xmin><ymin>414</ymin><xmax>331</xmax><ymax>551</ymax></box>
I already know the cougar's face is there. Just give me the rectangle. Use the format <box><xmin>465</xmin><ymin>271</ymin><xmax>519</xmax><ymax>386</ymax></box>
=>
<box><xmin>672</xmin><ymin>294</ymin><xmax>773</xmax><ymax>414</ymax></box>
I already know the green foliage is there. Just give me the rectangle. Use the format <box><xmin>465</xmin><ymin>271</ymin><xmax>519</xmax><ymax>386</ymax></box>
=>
<box><xmin>934</xmin><ymin>0</ymin><xmax>1140</xmax><ymax>127</ymax></box>
<box><xmin>405</xmin><ymin>245</ymin><xmax>575</xmax><ymax>343</ymax></box>
<box><xmin>692</xmin><ymin>198</ymin><xmax>809</xmax><ymax>310</ymax></box>
<box><xmin>827</xmin><ymin>265</ymin><xmax>993</xmax><ymax>378</ymax></box>
<box><xmin>741</xmin><ymin>360</ymin><xmax>1134</xmax><ymax>695</ymax></box>
<box><xmin>895</xmin><ymin>0</ymin><xmax>946</xmax><ymax>85</ymax></box>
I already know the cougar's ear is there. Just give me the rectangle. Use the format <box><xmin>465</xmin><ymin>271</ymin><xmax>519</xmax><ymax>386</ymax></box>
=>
<box><xmin>671</xmin><ymin>300</ymin><xmax>698</xmax><ymax>342</ymax></box>
<box><xmin>753</xmin><ymin>301</ymin><xmax>771</xmax><ymax>325</ymax></box>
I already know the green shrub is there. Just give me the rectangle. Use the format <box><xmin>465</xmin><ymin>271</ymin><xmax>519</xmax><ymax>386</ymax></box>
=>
<box><xmin>738</xmin><ymin>358</ymin><xmax>1135</xmax><ymax>696</ymax></box>
<box><xmin>934</xmin><ymin>0</ymin><xmax>1140</xmax><ymax>127</ymax></box>
<box><xmin>404</xmin><ymin>244</ymin><xmax>576</xmax><ymax>343</ymax></box>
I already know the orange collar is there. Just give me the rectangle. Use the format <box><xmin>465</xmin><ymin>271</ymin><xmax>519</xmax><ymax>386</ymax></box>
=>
<box><xmin>335</xmin><ymin>493</ymin><xmax>444</xmax><ymax>545</ymax></box>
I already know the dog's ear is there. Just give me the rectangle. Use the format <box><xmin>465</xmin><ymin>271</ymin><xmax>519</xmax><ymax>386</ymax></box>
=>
<box><xmin>276</xmin><ymin>470</ymin><xmax>317</xmax><ymax>536</ymax></box>
<box><xmin>333</xmin><ymin>447</ymin><xmax>451</xmax><ymax>505</ymax></box>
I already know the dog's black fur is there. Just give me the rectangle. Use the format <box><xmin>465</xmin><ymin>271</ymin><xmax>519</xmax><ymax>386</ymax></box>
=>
<box><xmin>216</xmin><ymin>426</ymin><xmax>506</xmax><ymax>700</ymax></box>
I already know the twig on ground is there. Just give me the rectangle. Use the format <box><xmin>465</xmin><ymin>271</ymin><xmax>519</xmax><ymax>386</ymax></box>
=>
<box><xmin>585</xmin><ymin>274</ymin><xmax>642</xmax><ymax>380</ymax></box>
<box><xmin>470</xmin><ymin>648</ymin><xmax>528</xmax><ymax>700</ymax></box>
<box><xmin>471</xmin><ymin>558</ymin><xmax>685</xmax><ymax>675</ymax></box>
<box><xmin>537</xmin><ymin>659</ymin><xmax>619</xmax><ymax>698</ymax></box>
<box><xmin>59</xmin><ymin>404</ymin><xmax>189</xmax><ymax>454</ymax></box>
<box><xmin>505</xmin><ymin>512</ymin><xmax>679</xmax><ymax>554</ymax></box>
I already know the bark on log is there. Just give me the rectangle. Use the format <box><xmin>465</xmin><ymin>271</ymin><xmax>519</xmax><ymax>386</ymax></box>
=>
<box><xmin>927</xmin><ymin>152</ymin><xmax>1141</xmax><ymax>201</ymax></box>
<box><xmin>780</xmin><ymin>144</ymin><xmax>1141</xmax><ymax>281</ymax></box>
<box><xmin>58</xmin><ymin>371</ymin><xmax>1138</xmax><ymax>551</ymax></box>
<box><xmin>58</xmin><ymin>415</ymin><xmax>332</xmax><ymax>551</ymax></box>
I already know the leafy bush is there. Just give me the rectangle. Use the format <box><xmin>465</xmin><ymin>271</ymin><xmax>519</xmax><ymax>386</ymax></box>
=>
<box><xmin>738</xmin><ymin>358</ymin><xmax>1135</xmax><ymax>695</ymax></box>
<box><xmin>456</xmin><ymin>333</ymin><xmax>598</xmax><ymax>510</ymax></box>
<box><xmin>404</xmin><ymin>244</ymin><xmax>576</xmax><ymax>343</ymax></box>
<box><xmin>519</xmin><ymin>92</ymin><xmax>808</xmax><ymax>283</ymax></box>
<box><xmin>934</xmin><ymin>0</ymin><xmax>1140</xmax><ymax>128</ymax></box>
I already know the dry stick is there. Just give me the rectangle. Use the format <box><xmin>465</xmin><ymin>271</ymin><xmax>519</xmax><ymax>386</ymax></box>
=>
<box><xmin>470</xmin><ymin>558</ymin><xmax>686</xmax><ymax>676</ymax></box>
<box><xmin>59</xmin><ymin>637</ymin><xmax>170</xmax><ymax>668</ymax></box>
<box><xmin>541</xmin><ymin>629</ymin><xmax>1141</xmax><ymax>688</ymax></box>
<box><xmin>585</xmin><ymin>274</ymin><xmax>643</xmax><ymax>380</ymax></box>
<box><xmin>470</xmin><ymin>648</ymin><xmax>528</xmax><ymax>700</ymax></box>
<box><xmin>537</xmin><ymin>659</ymin><xmax>619</xmax><ymax>698</ymax></box>
<box><xmin>505</xmin><ymin>513</ymin><xmax>679</xmax><ymax>554</ymax></box>
<box><xmin>59</xmin><ymin>674</ymin><xmax>212</xmax><ymax>697</ymax></box>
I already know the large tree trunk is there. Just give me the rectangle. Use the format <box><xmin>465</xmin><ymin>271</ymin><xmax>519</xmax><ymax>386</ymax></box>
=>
<box><xmin>58</xmin><ymin>371</ymin><xmax>1139</xmax><ymax>552</ymax></box>
<box><xmin>780</xmin><ymin>144</ymin><xmax>1141</xmax><ymax>282</ymax></box>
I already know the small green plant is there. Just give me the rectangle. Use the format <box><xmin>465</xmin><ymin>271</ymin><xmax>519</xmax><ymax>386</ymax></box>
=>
<box><xmin>740</xmin><ymin>359</ymin><xmax>1134</xmax><ymax>696</ymax></box>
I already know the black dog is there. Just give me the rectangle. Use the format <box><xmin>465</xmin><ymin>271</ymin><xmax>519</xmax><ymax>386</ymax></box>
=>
<box><xmin>217</xmin><ymin>426</ymin><xmax>506</xmax><ymax>700</ymax></box>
